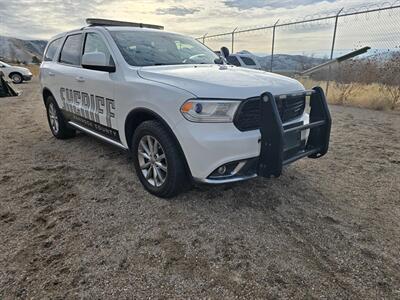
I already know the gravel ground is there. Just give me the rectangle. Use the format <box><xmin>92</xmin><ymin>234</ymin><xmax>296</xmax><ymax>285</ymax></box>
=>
<box><xmin>1</xmin><ymin>80</ymin><xmax>399</xmax><ymax>299</ymax></box>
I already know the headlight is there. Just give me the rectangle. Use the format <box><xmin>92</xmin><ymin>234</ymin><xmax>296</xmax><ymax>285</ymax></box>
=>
<box><xmin>180</xmin><ymin>99</ymin><xmax>240</xmax><ymax>123</ymax></box>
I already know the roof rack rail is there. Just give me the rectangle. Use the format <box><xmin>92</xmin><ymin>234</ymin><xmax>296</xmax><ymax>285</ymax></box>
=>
<box><xmin>86</xmin><ymin>18</ymin><xmax>164</xmax><ymax>30</ymax></box>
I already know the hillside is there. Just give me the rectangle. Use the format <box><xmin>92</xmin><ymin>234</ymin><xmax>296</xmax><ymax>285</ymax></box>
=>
<box><xmin>0</xmin><ymin>35</ymin><xmax>47</xmax><ymax>63</ymax></box>
<box><xmin>237</xmin><ymin>50</ymin><xmax>328</xmax><ymax>72</ymax></box>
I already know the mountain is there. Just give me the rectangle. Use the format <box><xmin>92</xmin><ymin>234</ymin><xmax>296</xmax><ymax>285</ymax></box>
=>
<box><xmin>237</xmin><ymin>50</ymin><xmax>329</xmax><ymax>72</ymax></box>
<box><xmin>0</xmin><ymin>35</ymin><xmax>47</xmax><ymax>63</ymax></box>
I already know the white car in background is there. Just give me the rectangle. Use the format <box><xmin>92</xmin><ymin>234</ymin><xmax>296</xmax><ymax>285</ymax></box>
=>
<box><xmin>226</xmin><ymin>54</ymin><xmax>262</xmax><ymax>70</ymax></box>
<box><xmin>0</xmin><ymin>61</ymin><xmax>33</xmax><ymax>84</ymax></box>
<box><xmin>40</xmin><ymin>19</ymin><xmax>331</xmax><ymax>198</ymax></box>
<box><xmin>216</xmin><ymin>48</ymin><xmax>263</xmax><ymax>70</ymax></box>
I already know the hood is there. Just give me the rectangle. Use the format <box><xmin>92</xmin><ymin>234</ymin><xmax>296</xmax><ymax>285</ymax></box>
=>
<box><xmin>11</xmin><ymin>66</ymin><xmax>31</xmax><ymax>75</ymax></box>
<box><xmin>137</xmin><ymin>64</ymin><xmax>304</xmax><ymax>99</ymax></box>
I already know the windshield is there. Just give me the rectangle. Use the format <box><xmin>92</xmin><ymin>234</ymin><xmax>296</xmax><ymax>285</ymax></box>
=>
<box><xmin>110</xmin><ymin>30</ymin><xmax>219</xmax><ymax>67</ymax></box>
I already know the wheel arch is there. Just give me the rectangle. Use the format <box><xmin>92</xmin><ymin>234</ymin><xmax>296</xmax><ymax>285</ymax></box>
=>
<box><xmin>124</xmin><ymin>107</ymin><xmax>192</xmax><ymax>177</ymax></box>
<box><xmin>8</xmin><ymin>71</ymin><xmax>23</xmax><ymax>80</ymax></box>
<box><xmin>42</xmin><ymin>87</ymin><xmax>54</xmax><ymax>105</ymax></box>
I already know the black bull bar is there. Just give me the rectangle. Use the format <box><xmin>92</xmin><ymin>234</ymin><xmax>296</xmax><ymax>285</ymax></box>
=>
<box><xmin>258</xmin><ymin>86</ymin><xmax>331</xmax><ymax>178</ymax></box>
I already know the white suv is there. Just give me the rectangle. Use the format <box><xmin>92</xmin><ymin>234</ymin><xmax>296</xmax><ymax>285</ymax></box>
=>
<box><xmin>40</xmin><ymin>19</ymin><xmax>331</xmax><ymax>198</ymax></box>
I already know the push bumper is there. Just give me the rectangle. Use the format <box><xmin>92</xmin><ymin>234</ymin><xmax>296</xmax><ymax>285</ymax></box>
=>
<box><xmin>192</xmin><ymin>86</ymin><xmax>331</xmax><ymax>183</ymax></box>
<box><xmin>258</xmin><ymin>86</ymin><xmax>331</xmax><ymax>177</ymax></box>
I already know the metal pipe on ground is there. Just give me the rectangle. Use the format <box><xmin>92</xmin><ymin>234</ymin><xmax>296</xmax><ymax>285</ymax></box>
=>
<box><xmin>0</xmin><ymin>71</ymin><xmax>19</xmax><ymax>97</ymax></box>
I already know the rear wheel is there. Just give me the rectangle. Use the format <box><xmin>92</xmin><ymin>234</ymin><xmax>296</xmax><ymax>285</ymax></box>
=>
<box><xmin>45</xmin><ymin>96</ymin><xmax>76</xmax><ymax>139</ymax></box>
<box><xmin>11</xmin><ymin>73</ymin><xmax>23</xmax><ymax>84</ymax></box>
<box><xmin>132</xmin><ymin>120</ymin><xmax>190</xmax><ymax>198</ymax></box>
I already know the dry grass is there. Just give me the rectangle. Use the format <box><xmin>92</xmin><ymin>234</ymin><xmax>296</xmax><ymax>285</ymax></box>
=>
<box><xmin>298</xmin><ymin>77</ymin><xmax>400</xmax><ymax>111</ymax></box>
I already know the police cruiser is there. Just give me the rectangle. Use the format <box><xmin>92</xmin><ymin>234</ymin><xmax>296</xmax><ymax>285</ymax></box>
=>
<box><xmin>40</xmin><ymin>19</ymin><xmax>331</xmax><ymax>198</ymax></box>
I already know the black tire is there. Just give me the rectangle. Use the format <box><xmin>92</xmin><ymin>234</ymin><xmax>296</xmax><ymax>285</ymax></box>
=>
<box><xmin>45</xmin><ymin>95</ymin><xmax>76</xmax><ymax>139</ymax></box>
<box><xmin>11</xmin><ymin>73</ymin><xmax>23</xmax><ymax>84</ymax></box>
<box><xmin>132</xmin><ymin>120</ymin><xmax>191</xmax><ymax>198</ymax></box>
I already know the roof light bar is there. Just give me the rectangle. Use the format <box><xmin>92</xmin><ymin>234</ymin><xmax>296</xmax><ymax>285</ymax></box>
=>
<box><xmin>86</xmin><ymin>18</ymin><xmax>164</xmax><ymax>30</ymax></box>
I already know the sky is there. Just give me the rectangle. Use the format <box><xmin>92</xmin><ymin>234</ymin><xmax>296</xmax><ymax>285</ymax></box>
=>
<box><xmin>0</xmin><ymin>0</ymin><xmax>399</xmax><ymax>55</ymax></box>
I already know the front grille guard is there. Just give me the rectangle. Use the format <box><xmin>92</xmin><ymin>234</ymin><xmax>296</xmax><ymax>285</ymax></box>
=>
<box><xmin>258</xmin><ymin>86</ymin><xmax>331</xmax><ymax>178</ymax></box>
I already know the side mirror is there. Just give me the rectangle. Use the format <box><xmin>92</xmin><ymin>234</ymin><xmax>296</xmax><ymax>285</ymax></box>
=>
<box><xmin>220</xmin><ymin>46</ymin><xmax>230</xmax><ymax>59</ymax></box>
<box><xmin>82</xmin><ymin>52</ymin><xmax>115</xmax><ymax>72</ymax></box>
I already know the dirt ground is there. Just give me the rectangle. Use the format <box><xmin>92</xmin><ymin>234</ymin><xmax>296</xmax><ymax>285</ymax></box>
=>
<box><xmin>1</xmin><ymin>79</ymin><xmax>399</xmax><ymax>299</ymax></box>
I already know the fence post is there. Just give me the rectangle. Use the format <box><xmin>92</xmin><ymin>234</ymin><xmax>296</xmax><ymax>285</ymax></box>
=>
<box><xmin>326</xmin><ymin>8</ymin><xmax>343</xmax><ymax>96</ymax></box>
<box><xmin>202</xmin><ymin>33</ymin><xmax>208</xmax><ymax>45</ymax></box>
<box><xmin>270</xmin><ymin>19</ymin><xmax>279</xmax><ymax>72</ymax></box>
<box><xmin>231</xmin><ymin>27</ymin><xmax>238</xmax><ymax>53</ymax></box>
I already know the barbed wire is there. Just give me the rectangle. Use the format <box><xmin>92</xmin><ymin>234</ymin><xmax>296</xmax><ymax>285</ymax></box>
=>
<box><xmin>197</xmin><ymin>1</ymin><xmax>400</xmax><ymax>40</ymax></box>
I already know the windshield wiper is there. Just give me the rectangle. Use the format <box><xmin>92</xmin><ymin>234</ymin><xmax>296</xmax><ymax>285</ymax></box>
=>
<box><xmin>153</xmin><ymin>62</ymin><xmax>184</xmax><ymax>66</ymax></box>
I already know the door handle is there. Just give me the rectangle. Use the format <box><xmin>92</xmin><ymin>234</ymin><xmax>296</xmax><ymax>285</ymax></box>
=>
<box><xmin>75</xmin><ymin>76</ymin><xmax>85</xmax><ymax>82</ymax></box>
<box><xmin>48</xmin><ymin>71</ymin><xmax>55</xmax><ymax>76</ymax></box>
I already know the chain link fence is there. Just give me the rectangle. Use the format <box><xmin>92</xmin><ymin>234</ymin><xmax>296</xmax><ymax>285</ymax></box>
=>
<box><xmin>198</xmin><ymin>2</ymin><xmax>400</xmax><ymax>110</ymax></box>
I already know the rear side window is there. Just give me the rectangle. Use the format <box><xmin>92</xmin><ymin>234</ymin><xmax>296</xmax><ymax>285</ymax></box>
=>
<box><xmin>59</xmin><ymin>34</ymin><xmax>82</xmax><ymax>66</ymax></box>
<box><xmin>227</xmin><ymin>56</ymin><xmax>241</xmax><ymax>66</ymax></box>
<box><xmin>240</xmin><ymin>56</ymin><xmax>256</xmax><ymax>66</ymax></box>
<box><xmin>44</xmin><ymin>38</ymin><xmax>62</xmax><ymax>61</ymax></box>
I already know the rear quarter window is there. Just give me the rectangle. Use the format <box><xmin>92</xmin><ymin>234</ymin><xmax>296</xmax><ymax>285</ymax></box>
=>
<box><xmin>44</xmin><ymin>38</ymin><xmax>63</xmax><ymax>61</ymax></box>
<box><xmin>240</xmin><ymin>56</ymin><xmax>256</xmax><ymax>66</ymax></box>
<box><xmin>59</xmin><ymin>34</ymin><xmax>83</xmax><ymax>66</ymax></box>
<box><xmin>227</xmin><ymin>56</ymin><xmax>241</xmax><ymax>66</ymax></box>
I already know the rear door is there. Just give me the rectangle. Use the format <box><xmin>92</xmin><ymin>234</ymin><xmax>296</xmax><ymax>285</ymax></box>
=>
<box><xmin>41</xmin><ymin>37</ymin><xmax>64</xmax><ymax>95</ymax></box>
<box><xmin>51</xmin><ymin>33</ymin><xmax>84</xmax><ymax>113</ymax></box>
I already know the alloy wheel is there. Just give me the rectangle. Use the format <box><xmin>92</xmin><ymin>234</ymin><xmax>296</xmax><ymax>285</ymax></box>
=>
<box><xmin>48</xmin><ymin>103</ymin><xmax>59</xmax><ymax>134</ymax></box>
<box><xmin>138</xmin><ymin>135</ymin><xmax>167</xmax><ymax>187</ymax></box>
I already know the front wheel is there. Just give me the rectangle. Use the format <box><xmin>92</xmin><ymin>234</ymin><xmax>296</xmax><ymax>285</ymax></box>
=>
<box><xmin>11</xmin><ymin>73</ymin><xmax>23</xmax><ymax>84</ymax></box>
<box><xmin>132</xmin><ymin>120</ymin><xmax>191</xmax><ymax>198</ymax></box>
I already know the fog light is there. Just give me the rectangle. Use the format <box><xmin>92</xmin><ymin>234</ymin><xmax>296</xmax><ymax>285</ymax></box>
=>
<box><xmin>217</xmin><ymin>166</ymin><xmax>227</xmax><ymax>175</ymax></box>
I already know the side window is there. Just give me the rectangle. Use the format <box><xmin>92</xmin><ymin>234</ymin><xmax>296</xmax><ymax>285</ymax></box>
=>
<box><xmin>240</xmin><ymin>56</ymin><xmax>256</xmax><ymax>66</ymax></box>
<box><xmin>83</xmin><ymin>32</ymin><xmax>114</xmax><ymax>65</ymax></box>
<box><xmin>227</xmin><ymin>56</ymin><xmax>241</xmax><ymax>66</ymax></box>
<box><xmin>44</xmin><ymin>38</ymin><xmax>63</xmax><ymax>61</ymax></box>
<box><xmin>59</xmin><ymin>34</ymin><xmax>82</xmax><ymax>66</ymax></box>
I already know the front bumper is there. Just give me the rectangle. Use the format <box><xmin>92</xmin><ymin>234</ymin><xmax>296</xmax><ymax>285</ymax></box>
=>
<box><xmin>175</xmin><ymin>86</ymin><xmax>331</xmax><ymax>183</ymax></box>
<box><xmin>23</xmin><ymin>75</ymin><xmax>32</xmax><ymax>81</ymax></box>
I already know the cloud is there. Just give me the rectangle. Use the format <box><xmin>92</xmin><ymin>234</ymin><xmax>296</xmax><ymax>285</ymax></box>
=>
<box><xmin>223</xmin><ymin>0</ymin><xmax>337</xmax><ymax>10</ymax></box>
<box><xmin>155</xmin><ymin>6</ymin><xmax>200</xmax><ymax>16</ymax></box>
<box><xmin>0</xmin><ymin>0</ymin><xmax>112</xmax><ymax>39</ymax></box>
